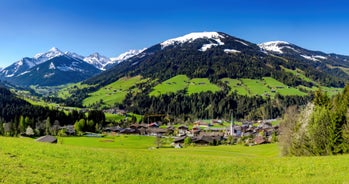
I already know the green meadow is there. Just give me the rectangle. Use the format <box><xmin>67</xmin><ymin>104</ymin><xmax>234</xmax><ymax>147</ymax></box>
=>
<box><xmin>150</xmin><ymin>75</ymin><xmax>189</xmax><ymax>96</ymax></box>
<box><xmin>222</xmin><ymin>77</ymin><xmax>306</xmax><ymax>97</ymax></box>
<box><xmin>1</xmin><ymin>136</ymin><xmax>349</xmax><ymax>183</ymax></box>
<box><xmin>187</xmin><ymin>78</ymin><xmax>221</xmax><ymax>95</ymax></box>
<box><xmin>83</xmin><ymin>76</ymin><xmax>144</xmax><ymax>107</ymax></box>
<box><xmin>150</xmin><ymin>75</ymin><xmax>221</xmax><ymax>96</ymax></box>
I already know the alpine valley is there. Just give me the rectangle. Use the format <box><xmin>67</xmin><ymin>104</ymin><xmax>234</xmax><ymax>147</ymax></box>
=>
<box><xmin>2</xmin><ymin>31</ymin><xmax>349</xmax><ymax>120</ymax></box>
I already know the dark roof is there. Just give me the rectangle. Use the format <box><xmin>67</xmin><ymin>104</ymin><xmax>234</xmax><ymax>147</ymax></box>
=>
<box><xmin>174</xmin><ymin>136</ymin><xmax>187</xmax><ymax>143</ymax></box>
<box><xmin>36</xmin><ymin>135</ymin><xmax>57</xmax><ymax>143</ymax></box>
<box><xmin>149</xmin><ymin>128</ymin><xmax>168</xmax><ymax>133</ymax></box>
<box><xmin>178</xmin><ymin>125</ymin><xmax>188</xmax><ymax>129</ymax></box>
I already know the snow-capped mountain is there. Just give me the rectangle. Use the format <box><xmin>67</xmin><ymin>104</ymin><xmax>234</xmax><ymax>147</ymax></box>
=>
<box><xmin>4</xmin><ymin>55</ymin><xmax>101</xmax><ymax>86</ymax></box>
<box><xmin>0</xmin><ymin>47</ymin><xmax>105</xmax><ymax>86</ymax></box>
<box><xmin>0</xmin><ymin>57</ymin><xmax>38</xmax><ymax>78</ymax></box>
<box><xmin>85</xmin><ymin>31</ymin><xmax>349</xmax><ymax>89</ymax></box>
<box><xmin>83</xmin><ymin>53</ymin><xmax>112</xmax><ymax>71</ymax></box>
<box><xmin>258</xmin><ymin>41</ymin><xmax>293</xmax><ymax>54</ymax></box>
<box><xmin>160</xmin><ymin>32</ymin><xmax>225</xmax><ymax>50</ymax></box>
<box><xmin>258</xmin><ymin>40</ymin><xmax>349</xmax><ymax>76</ymax></box>
<box><xmin>34</xmin><ymin>47</ymin><xmax>65</xmax><ymax>64</ymax></box>
<box><xmin>110</xmin><ymin>49</ymin><xmax>146</xmax><ymax>64</ymax></box>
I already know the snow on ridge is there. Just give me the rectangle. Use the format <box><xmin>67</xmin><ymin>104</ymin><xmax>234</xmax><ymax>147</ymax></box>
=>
<box><xmin>160</xmin><ymin>32</ymin><xmax>225</xmax><ymax>49</ymax></box>
<box><xmin>111</xmin><ymin>48</ymin><xmax>146</xmax><ymax>64</ymax></box>
<box><xmin>301</xmin><ymin>55</ymin><xmax>319</xmax><ymax>62</ymax></box>
<box><xmin>17</xmin><ymin>71</ymin><xmax>30</xmax><ymax>76</ymax></box>
<box><xmin>199</xmin><ymin>43</ymin><xmax>218</xmax><ymax>52</ymax></box>
<box><xmin>258</xmin><ymin>41</ymin><xmax>290</xmax><ymax>54</ymax></box>
<box><xmin>301</xmin><ymin>55</ymin><xmax>327</xmax><ymax>62</ymax></box>
<box><xmin>35</xmin><ymin>47</ymin><xmax>64</xmax><ymax>64</ymax></box>
<box><xmin>313</xmin><ymin>55</ymin><xmax>327</xmax><ymax>60</ymax></box>
<box><xmin>235</xmin><ymin>40</ymin><xmax>249</xmax><ymax>46</ymax></box>
<box><xmin>224</xmin><ymin>49</ymin><xmax>241</xmax><ymax>54</ymax></box>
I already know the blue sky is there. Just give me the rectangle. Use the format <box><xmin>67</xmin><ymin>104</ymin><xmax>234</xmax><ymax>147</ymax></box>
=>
<box><xmin>0</xmin><ymin>0</ymin><xmax>349</xmax><ymax>67</ymax></box>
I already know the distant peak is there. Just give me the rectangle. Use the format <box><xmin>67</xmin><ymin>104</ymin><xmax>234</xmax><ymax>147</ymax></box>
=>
<box><xmin>49</xmin><ymin>47</ymin><xmax>62</xmax><ymax>52</ymax></box>
<box><xmin>160</xmin><ymin>32</ymin><xmax>225</xmax><ymax>49</ymax></box>
<box><xmin>111</xmin><ymin>48</ymin><xmax>146</xmax><ymax>63</ymax></box>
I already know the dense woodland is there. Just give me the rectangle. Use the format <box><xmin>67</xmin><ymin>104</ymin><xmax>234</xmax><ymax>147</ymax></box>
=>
<box><xmin>280</xmin><ymin>85</ymin><xmax>349</xmax><ymax>156</ymax></box>
<box><xmin>0</xmin><ymin>86</ymin><xmax>106</xmax><ymax>136</ymax></box>
<box><xmin>121</xmin><ymin>80</ymin><xmax>311</xmax><ymax>120</ymax></box>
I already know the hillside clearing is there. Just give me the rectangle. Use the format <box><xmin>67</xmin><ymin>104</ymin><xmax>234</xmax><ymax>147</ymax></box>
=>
<box><xmin>83</xmin><ymin>76</ymin><xmax>143</xmax><ymax>107</ymax></box>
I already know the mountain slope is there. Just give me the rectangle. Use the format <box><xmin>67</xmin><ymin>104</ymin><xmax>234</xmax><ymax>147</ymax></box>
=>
<box><xmin>259</xmin><ymin>41</ymin><xmax>349</xmax><ymax>80</ymax></box>
<box><xmin>83</xmin><ymin>52</ymin><xmax>112</xmax><ymax>71</ymax></box>
<box><xmin>9</xmin><ymin>55</ymin><xmax>101</xmax><ymax>86</ymax></box>
<box><xmin>84</xmin><ymin>31</ymin><xmax>345</xmax><ymax>88</ymax></box>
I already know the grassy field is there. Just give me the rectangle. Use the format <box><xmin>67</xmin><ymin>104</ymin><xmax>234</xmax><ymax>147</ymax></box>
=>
<box><xmin>150</xmin><ymin>75</ymin><xmax>189</xmax><ymax>96</ymax></box>
<box><xmin>263</xmin><ymin>77</ymin><xmax>307</xmax><ymax>96</ymax></box>
<box><xmin>1</xmin><ymin>136</ymin><xmax>349</xmax><ymax>183</ymax></box>
<box><xmin>83</xmin><ymin>76</ymin><xmax>144</xmax><ymax>108</ymax></box>
<box><xmin>187</xmin><ymin>78</ymin><xmax>221</xmax><ymax>95</ymax></box>
<box><xmin>150</xmin><ymin>75</ymin><xmax>221</xmax><ymax>96</ymax></box>
<box><xmin>221</xmin><ymin>78</ymin><xmax>249</xmax><ymax>95</ymax></box>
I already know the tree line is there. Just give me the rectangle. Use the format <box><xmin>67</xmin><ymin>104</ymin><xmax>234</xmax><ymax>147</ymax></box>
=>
<box><xmin>0</xmin><ymin>86</ymin><xmax>106</xmax><ymax>136</ymax></box>
<box><xmin>280</xmin><ymin>85</ymin><xmax>349</xmax><ymax>156</ymax></box>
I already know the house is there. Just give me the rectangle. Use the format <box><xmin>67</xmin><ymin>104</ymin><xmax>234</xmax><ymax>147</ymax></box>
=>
<box><xmin>59</xmin><ymin>125</ymin><xmax>75</xmax><ymax>135</ymax></box>
<box><xmin>36</xmin><ymin>135</ymin><xmax>57</xmax><ymax>143</ymax></box>
<box><xmin>148</xmin><ymin>128</ymin><xmax>168</xmax><ymax>136</ymax></box>
<box><xmin>103</xmin><ymin>126</ymin><xmax>122</xmax><ymax>133</ymax></box>
<box><xmin>254</xmin><ymin>135</ymin><xmax>266</xmax><ymax>145</ymax></box>
<box><xmin>193</xmin><ymin>120</ymin><xmax>210</xmax><ymax>128</ymax></box>
<box><xmin>119</xmin><ymin>128</ymin><xmax>138</xmax><ymax>134</ymax></box>
<box><xmin>173</xmin><ymin>136</ymin><xmax>187</xmax><ymax>145</ymax></box>
<box><xmin>192</xmin><ymin>134</ymin><xmax>222</xmax><ymax>145</ymax></box>
<box><xmin>178</xmin><ymin>125</ymin><xmax>189</xmax><ymax>136</ymax></box>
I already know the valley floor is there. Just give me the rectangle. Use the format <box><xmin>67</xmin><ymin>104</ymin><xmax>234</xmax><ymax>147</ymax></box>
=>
<box><xmin>1</xmin><ymin>136</ymin><xmax>349</xmax><ymax>183</ymax></box>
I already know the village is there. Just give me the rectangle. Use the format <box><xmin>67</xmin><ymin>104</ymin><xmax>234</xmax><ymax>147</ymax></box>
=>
<box><xmin>99</xmin><ymin>119</ymin><xmax>279</xmax><ymax>147</ymax></box>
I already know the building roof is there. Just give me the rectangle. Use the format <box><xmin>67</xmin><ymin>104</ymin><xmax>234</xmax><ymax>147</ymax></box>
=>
<box><xmin>36</xmin><ymin>135</ymin><xmax>57</xmax><ymax>143</ymax></box>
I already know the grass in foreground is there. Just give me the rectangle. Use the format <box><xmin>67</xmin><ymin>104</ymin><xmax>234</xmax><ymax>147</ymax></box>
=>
<box><xmin>1</xmin><ymin>136</ymin><xmax>349</xmax><ymax>183</ymax></box>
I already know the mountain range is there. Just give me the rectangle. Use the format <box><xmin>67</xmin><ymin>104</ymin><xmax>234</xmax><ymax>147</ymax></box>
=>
<box><xmin>2</xmin><ymin>31</ymin><xmax>349</xmax><ymax>88</ymax></box>
<box><xmin>0</xmin><ymin>47</ymin><xmax>144</xmax><ymax>86</ymax></box>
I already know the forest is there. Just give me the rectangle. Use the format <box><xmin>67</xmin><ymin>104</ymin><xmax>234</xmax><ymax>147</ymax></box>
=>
<box><xmin>280</xmin><ymin>85</ymin><xmax>349</xmax><ymax>156</ymax></box>
<box><xmin>0</xmin><ymin>85</ymin><xmax>106</xmax><ymax>136</ymax></box>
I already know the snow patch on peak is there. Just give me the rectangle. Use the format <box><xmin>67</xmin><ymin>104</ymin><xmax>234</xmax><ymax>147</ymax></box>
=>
<box><xmin>258</xmin><ymin>41</ymin><xmax>290</xmax><ymax>54</ymax></box>
<box><xmin>65</xmin><ymin>51</ymin><xmax>84</xmax><ymax>60</ymax></box>
<box><xmin>161</xmin><ymin>32</ymin><xmax>225</xmax><ymax>49</ymax></box>
<box><xmin>83</xmin><ymin>52</ymin><xmax>111</xmax><ymax>70</ymax></box>
<box><xmin>111</xmin><ymin>48</ymin><xmax>146</xmax><ymax>64</ymax></box>
<box><xmin>34</xmin><ymin>47</ymin><xmax>64</xmax><ymax>64</ymax></box>
<box><xmin>49</xmin><ymin>47</ymin><xmax>61</xmax><ymax>52</ymax></box>
<box><xmin>49</xmin><ymin>62</ymin><xmax>56</xmax><ymax>69</ymax></box>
